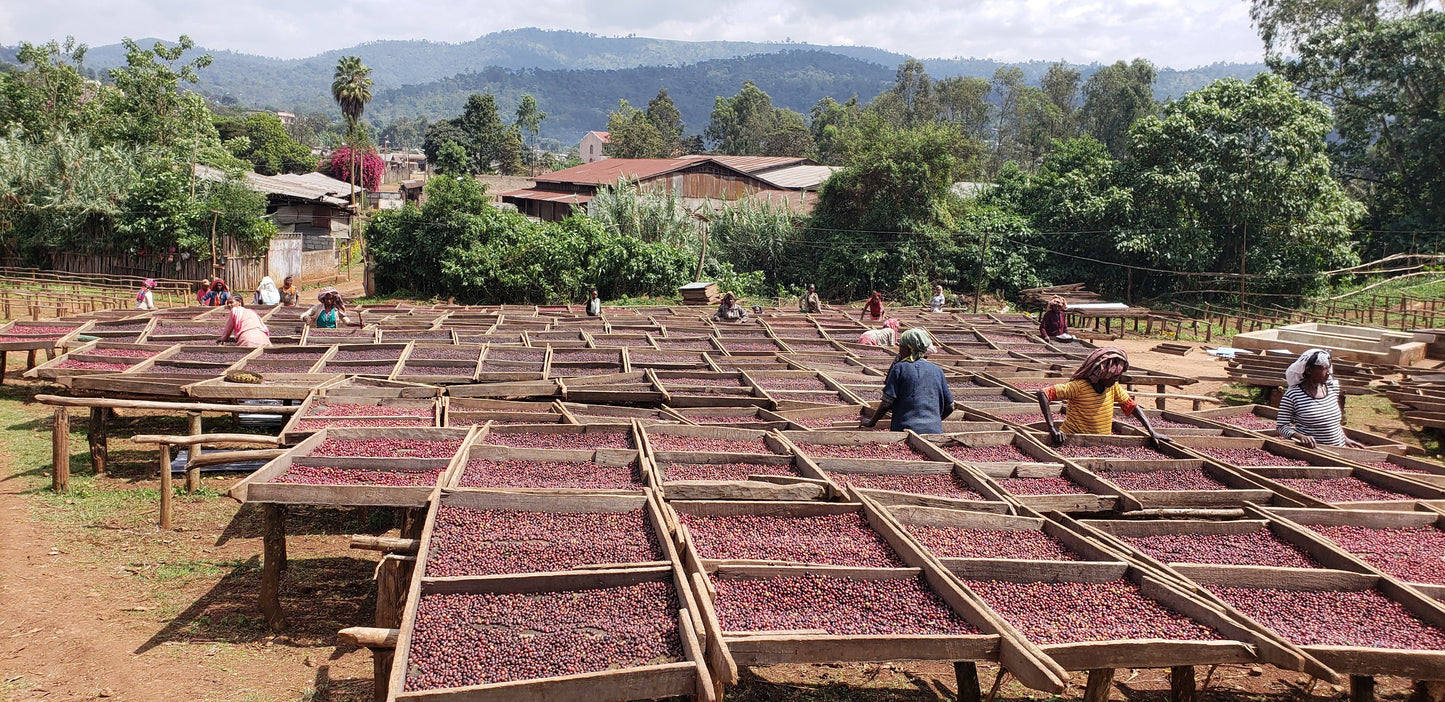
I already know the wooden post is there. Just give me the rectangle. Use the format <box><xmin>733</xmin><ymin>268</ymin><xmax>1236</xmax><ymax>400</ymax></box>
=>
<box><xmin>260</xmin><ymin>503</ymin><xmax>288</xmax><ymax>631</ymax></box>
<box><xmin>1</xmin><ymin>350</ymin><xmax>7</xmax><ymax>384</ymax></box>
<box><xmin>374</xmin><ymin>650</ymin><xmax>394</xmax><ymax>702</ymax></box>
<box><xmin>1169</xmin><ymin>666</ymin><xmax>1196</xmax><ymax>702</ymax></box>
<box><xmin>1084</xmin><ymin>669</ymin><xmax>1115</xmax><ymax>702</ymax></box>
<box><xmin>953</xmin><ymin>662</ymin><xmax>982</xmax><ymax>702</ymax></box>
<box><xmin>88</xmin><ymin>407</ymin><xmax>108</xmax><ymax>476</ymax></box>
<box><xmin>158</xmin><ymin>444</ymin><xmax>172</xmax><ymax>529</ymax></box>
<box><xmin>26</xmin><ymin>349</ymin><xmax>36</xmax><ymax>370</ymax></box>
<box><xmin>1351</xmin><ymin>676</ymin><xmax>1375</xmax><ymax>702</ymax></box>
<box><xmin>51</xmin><ymin>408</ymin><xmax>70</xmax><ymax>493</ymax></box>
<box><xmin>376</xmin><ymin>555</ymin><xmax>413</xmax><ymax>628</ymax></box>
<box><xmin>1155</xmin><ymin>384</ymin><xmax>1167</xmax><ymax>411</ymax></box>
<box><xmin>185</xmin><ymin>412</ymin><xmax>203</xmax><ymax>493</ymax></box>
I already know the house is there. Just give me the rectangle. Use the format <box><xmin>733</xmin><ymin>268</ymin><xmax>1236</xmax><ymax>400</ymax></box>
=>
<box><xmin>193</xmin><ymin>165</ymin><xmax>357</xmax><ymax>286</ymax></box>
<box><xmin>275</xmin><ymin>111</ymin><xmax>295</xmax><ymax>126</ymax></box>
<box><xmin>579</xmin><ymin>131</ymin><xmax>610</xmax><ymax>163</ymax></box>
<box><xmin>498</xmin><ymin>155</ymin><xmax>839</xmax><ymax>222</ymax></box>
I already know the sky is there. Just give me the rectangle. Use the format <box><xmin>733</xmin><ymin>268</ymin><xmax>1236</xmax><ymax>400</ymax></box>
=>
<box><xmin>0</xmin><ymin>0</ymin><xmax>1266</xmax><ymax>68</ymax></box>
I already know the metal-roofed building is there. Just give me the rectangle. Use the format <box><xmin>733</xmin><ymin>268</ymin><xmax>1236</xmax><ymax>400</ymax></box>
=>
<box><xmin>500</xmin><ymin>156</ymin><xmax>838</xmax><ymax>221</ymax></box>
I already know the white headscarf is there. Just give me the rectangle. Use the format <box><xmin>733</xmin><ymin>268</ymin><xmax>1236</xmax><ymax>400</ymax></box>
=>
<box><xmin>1285</xmin><ymin>348</ymin><xmax>1331</xmax><ymax>387</ymax></box>
<box><xmin>257</xmin><ymin>276</ymin><xmax>281</xmax><ymax>305</ymax></box>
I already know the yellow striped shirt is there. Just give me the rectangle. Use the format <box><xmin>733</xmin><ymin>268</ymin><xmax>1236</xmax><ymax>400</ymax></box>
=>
<box><xmin>1046</xmin><ymin>379</ymin><xmax>1136</xmax><ymax>435</ymax></box>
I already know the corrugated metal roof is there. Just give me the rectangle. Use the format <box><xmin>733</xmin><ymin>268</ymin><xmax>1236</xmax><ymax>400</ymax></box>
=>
<box><xmin>497</xmin><ymin>188</ymin><xmax>596</xmax><ymax>204</ymax></box>
<box><xmin>752</xmin><ymin>164</ymin><xmax>839</xmax><ymax>190</ymax></box>
<box><xmin>193</xmin><ymin>164</ymin><xmax>355</xmax><ymax>208</ymax></box>
<box><xmin>532</xmin><ymin>157</ymin><xmax>707</xmax><ymax>185</ymax></box>
<box><xmin>707</xmin><ymin>155</ymin><xmax>812</xmax><ymax>174</ymax></box>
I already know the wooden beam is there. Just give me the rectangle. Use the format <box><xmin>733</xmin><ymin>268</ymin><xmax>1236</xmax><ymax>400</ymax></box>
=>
<box><xmin>88</xmin><ymin>407</ymin><xmax>108</xmax><ymax>476</ymax></box>
<box><xmin>955</xmin><ymin>661</ymin><xmax>982</xmax><ymax>702</ymax></box>
<box><xmin>1084</xmin><ymin>669</ymin><xmax>1115</xmax><ymax>702</ymax></box>
<box><xmin>260</xmin><ymin>503</ymin><xmax>287</xmax><ymax>631</ymax></box>
<box><xmin>349</xmin><ymin>535</ymin><xmax>420</xmax><ymax>554</ymax></box>
<box><xmin>130</xmin><ymin>433</ymin><xmax>282</xmax><ymax>446</ymax></box>
<box><xmin>1170</xmin><ymin>666</ymin><xmax>1196</xmax><ymax>702</ymax></box>
<box><xmin>158</xmin><ymin>444</ymin><xmax>172</xmax><ymax>530</ymax></box>
<box><xmin>34</xmin><ymin>394</ymin><xmax>300</xmax><ymax>415</ymax></box>
<box><xmin>336</xmin><ymin>626</ymin><xmax>398</xmax><ymax>649</ymax></box>
<box><xmin>51</xmin><ymin>407</ymin><xmax>69</xmax><ymax>493</ymax></box>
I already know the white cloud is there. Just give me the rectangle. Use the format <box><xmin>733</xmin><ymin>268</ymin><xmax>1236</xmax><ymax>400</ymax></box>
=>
<box><xmin>0</xmin><ymin>0</ymin><xmax>1265</xmax><ymax>67</ymax></box>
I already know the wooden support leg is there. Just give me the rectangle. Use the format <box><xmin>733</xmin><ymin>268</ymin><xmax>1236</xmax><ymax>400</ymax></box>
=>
<box><xmin>1084</xmin><ymin>669</ymin><xmax>1115</xmax><ymax>702</ymax></box>
<box><xmin>1351</xmin><ymin>675</ymin><xmax>1376</xmax><ymax>702</ymax></box>
<box><xmin>260</xmin><ymin>503</ymin><xmax>288</xmax><ymax>631</ymax></box>
<box><xmin>1156</xmin><ymin>384</ymin><xmax>1167</xmax><ymax>411</ymax></box>
<box><xmin>51</xmin><ymin>407</ymin><xmax>70</xmax><ymax>493</ymax></box>
<box><xmin>26</xmin><ymin>349</ymin><xmax>36</xmax><ymax>370</ymax></box>
<box><xmin>953</xmin><ymin>662</ymin><xmax>981</xmax><ymax>702</ymax></box>
<box><xmin>1409</xmin><ymin>680</ymin><xmax>1445</xmax><ymax>702</ymax></box>
<box><xmin>373</xmin><ymin>650</ymin><xmax>394</xmax><ymax>702</ymax></box>
<box><xmin>1169</xmin><ymin>666</ymin><xmax>1196</xmax><ymax>702</ymax></box>
<box><xmin>401</xmin><ymin>507</ymin><xmax>427</xmax><ymax>540</ymax></box>
<box><xmin>88</xmin><ymin>407</ymin><xmax>108</xmax><ymax>476</ymax></box>
<box><xmin>158</xmin><ymin>444</ymin><xmax>172</xmax><ymax>529</ymax></box>
<box><xmin>376</xmin><ymin>555</ymin><xmax>414</xmax><ymax>629</ymax></box>
<box><xmin>0</xmin><ymin>350</ymin><xmax>6</xmax><ymax>384</ymax></box>
<box><xmin>185</xmin><ymin>412</ymin><xmax>202</xmax><ymax>493</ymax></box>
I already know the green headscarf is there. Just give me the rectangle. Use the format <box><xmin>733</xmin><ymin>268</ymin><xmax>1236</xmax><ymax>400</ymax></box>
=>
<box><xmin>898</xmin><ymin>327</ymin><xmax>933</xmax><ymax>362</ymax></box>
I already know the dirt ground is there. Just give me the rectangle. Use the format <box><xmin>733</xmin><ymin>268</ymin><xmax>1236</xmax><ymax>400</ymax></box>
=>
<box><xmin>0</xmin><ymin>337</ymin><xmax>1439</xmax><ymax>702</ymax></box>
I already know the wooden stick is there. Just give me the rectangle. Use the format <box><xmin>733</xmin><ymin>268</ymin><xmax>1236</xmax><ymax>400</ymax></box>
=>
<box><xmin>35</xmin><ymin>394</ymin><xmax>300</xmax><ymax>414</ymax></box>
<box><xmin>1084</xmin><ymin>669</ymin><xmax>1115</xmax><ymax>702</ymax></box>
<box><xmin>955</xmin><ymin>661</ymin><xmax>982</xmax><ymax>702</ymax></box>
<box><xmin>185</xmin><ymin>413</ymin><xmax>203</xmax><ymax>493</ymax></box>
<box><xmin>185</xmin><ymin>448</ymin><xmax>286</xmax><ymax>469</ymax></box>
<box><xmin>336</xmin><ymin>626</ymin><xmax>398</xmax><ymax>649</ymax></box>
<box><xmin>984</xmin><ymin>668</ymin><xmax>1010</xmax><ymax>702</ymax></box>
<box><xmin>1170</xmin><ymin>666</ymin><xmax>1196</xmax><ymax>702</ymax></box>
<box><xmin>88</xmin><ymin>407</ymin><xmax>107</xmax><ymax>476</ymax></box>
<box><xmin>130</xmin><ymin>433</ymin><xmax>282</xmax><ymax>446</ymax></box>
<box><xmin>158</xmin><ymin>444</ymin><xmax>172</xmax><ymax>530</ymax></box>
<box><xmin>52</xmin><ymin>407</ymin><xmax>69</xmax><ymax>493</ymax></box>
<box><xmin>260</xmin><ymin>503</ymin><xmax>287</xmax><ymax>631</ymax></box>
<box><xmin>348</xmin><ymin>535</ymin><xmax>420</xmax><ymax>554</ymax></box>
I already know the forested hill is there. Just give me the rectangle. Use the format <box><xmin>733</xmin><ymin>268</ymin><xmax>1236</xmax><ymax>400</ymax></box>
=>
<box><xmin>3</xmin><ymin>28</ymin><xmax>1266</xmax><ymax>142</ymax></box>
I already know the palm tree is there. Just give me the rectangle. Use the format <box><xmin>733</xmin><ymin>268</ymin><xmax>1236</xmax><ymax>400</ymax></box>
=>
<box><xmin>330</xmin><ymin>56</ymin><xmax>373</xmax><ymax>207</ymax></box>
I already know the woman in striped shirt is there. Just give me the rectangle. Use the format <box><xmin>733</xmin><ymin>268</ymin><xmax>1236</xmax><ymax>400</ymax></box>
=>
<box><xmin>1276</xmin><ymin>349</ymin><xmax>1362</xmax><ymax>448</ymax></box>
<box><xmin>1036</xmin><ymin>347</ymin><xmax>1168</xmax><ymax>447</ymax></box>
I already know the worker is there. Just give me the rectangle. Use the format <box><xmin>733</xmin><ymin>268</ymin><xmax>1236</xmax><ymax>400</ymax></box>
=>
<box><xmin>858</xmin><ymin>319</ymin><xmax>901</xmax><ymax>347</ymax></box>
<box><xmin>217</xmin><ymin>298</ymin><xmax>271</xmax><ymax>347</ymax></box>
<box><xmin>713</xmin><ymin>292</ymin><xmax>747</xmax><ymax>322</ymax></box>
<box><xmin>585</xmin><ymin>289</ymin><xmax>601</xmax><ymax>316</ymax></box>
<box><xmin>860</xmin><ymin>291</ymin><xmax>885</xmax><ymax>321</ymax></box>
<box><xmin>929</xmin><ymin>285</ymin><xmax>947</xmax><ymax>313</ymax></box>
<box><xmin>1277</xmin><ymin>349</ymin><xmax>1363</xmax><ymax>448</ymax></box>
<box><xmin>279</xmin><ymin>276</ymin><xmax>300</xmax><ymax>306</ymax></box>
<box><xmin>196</xmin><ymin>277</ymin><xmax>212</xmax><ymax>305</ymax></box>
<box><xmin>301</xmin><ymin>287</ymin><xmax>354</xmax><ymax>328</ymax></box>
<box><xmin>804</xmin><ymin>284</ymin><xmax>822</xmax><ymax>314</ymax></box>
<box><xmin>1036</xmin><ymin>347</ymin><xmax>1167</xmax><ymax>445</ymax></box>
<box><xmin>1039</xmin><ymin>296</ymin><xmax>1074</xmax><ymax>342</ymax></box>
<box><xmin>135</xmin><ymin>278</ymin><xmax>156</xmax><ymax>310</ymax></box>
<box><xmin>862</xmin><ymin>328</ymin><xmax>954</xmax><ymax>434</ymax></box>
<box><xmin>200</xmin><ymin>279</ymin><xmax>230</xmax><ymax>307</ymax></box>
<box><xmin>255</xmin><ymin>276</ymin><xmax>281</xmax><ymax>306</ymax></box>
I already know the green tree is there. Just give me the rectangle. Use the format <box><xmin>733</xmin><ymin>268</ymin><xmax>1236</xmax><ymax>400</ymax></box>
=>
<box><xmin>101</xmin><ymin>36</ymin><xmax>216</xmax><ymax>155</ymax></box>
<box><xmin>604</xmin><ymin>99</ymin><xmax>668</xmax><ymax>158</ymax></box>
<box><xmin>885</xmin><ymin>59</ymin><xmax>938</xmax><ymax>129</ymax></box>
<box><xmin>645</xmin><ymin>88</ymin><xmax>684</xmax><ymax>155</ymax></box>
<box><xmin>0</xmin><ymin>37</ymin><xmax>95</xmax><ymax>138</ymax></box>
<box><xmin>232</xmin><ymin>112</ymin><xmax>316</xmax><ymax>175</ymax></box>
<box><xmin>1273</xmin><ymin>12</ymin><xmax>1445</xmax><ymax>251</ymax></box>
<box><xmin>1247</xmin><ymin>0</ymin><xmax>1433</xmax><ymax>56</ymax></box>
<box><xmin>761</xmin><ymin>109</ymin><xmax>814</xmax><ymax>158</ymax></box>
<box><xmin>514</xmin><ymin>94</ymin><xmax>546</xmax><ymax>173</ymax></box>
<box><xmin>457</xmin><ymin>93</ymin><xmax>523</xmax><ymax>174</ymax></box>
<box><xmin>1122</xmin><ymin>73</ymin><xmax>1362</xmax><ymax>296</ymax></box>
<box><xmin>935</xmin><ymin>76</ymin><xmax>993</xmax><ymax>141</ymax></box>
<box><xmin>1078</xmin><ymin>59</ymin><xmax>1158</xmax><ymax>158</ymax></box>
<box><xmin>1040</xmin><ymin>61</ymin><xmax>1082</xmax><ymax>137</ymax></box>
<box><xmin>378</xmin><ymin>116</ymin><xmax>429</xmax><ymax>151</ymax></box>
<box><xmin>809</xmin><ymin>96</ymin><xmax>862</xmax><ymax>165</ymax></box>
<box><xmin>331</xmin><ymin>56</ymin><xmax>373</xmax><ymax>134</ymax></box>
<box><xmin>434</xmin><ymin>141</ymin><xmax>469</xmax><ymax>175</ymax></box>
<box><xmin>705</xmin><ymin>82</ymin><xmax>776</xmax><ymax>155</ymax></box>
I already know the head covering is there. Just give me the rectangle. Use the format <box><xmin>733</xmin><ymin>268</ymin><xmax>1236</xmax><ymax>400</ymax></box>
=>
<box><xmin>1285</xmin><ymin>348</ymin><xmax>1331</xmax><ymax>387</ymax></box>
<box><xmin>281</xmin><ymin>276</ymin><xmax>297</xmax><ymax>292</ymax></box>
<box><xmin>1073</xmin><ymin>346</ymin><xmax>1129</xmax><ymax>384</ymax></box>
<box><xmin>318</xmin><ymin>286</ymin><xmax>338</xmax><ymax>302</ymax></box>
<box><xmin>898</xmin><ymin>327</ymin><xmax>933</xmax><ymax>362</ymax></box>
<box><xmin>884</xmin><ymin>319</ymin><xmax>900</xmax><ymax>331</ymax></box>
<box><xmin>257</xmin><ymin>276</ymin><xmax>280</xmax><ymax>305</ymax></box>
<box><xmin>1048</xmin><ymin>296</ymin><xmax>1067</xmax><ymax>310</ymax></box>
<box><xmin>211</xmin><ymin>278</ymin><xmax>228</xmax><ymax>292</ymax></box>
<box><xmin>142</xmin><ymin>278</ymin><xmax>156</xmax><ymax>289</ymax></box>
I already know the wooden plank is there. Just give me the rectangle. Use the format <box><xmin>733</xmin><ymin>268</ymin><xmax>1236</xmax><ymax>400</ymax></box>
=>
<box><xmin>393</xmin><ymin>664</ymin><xmax>701</xmax><ymax>702</ymax></box>
<box><xmin>722</xmin><ymin>634</ymin><xmax>999</xmax><ymax>666</ymax></box>
<box><xmin>1046</xmin><ymin>641</ymin><xmax>1255</xmax><ymax>671</ymax></box>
